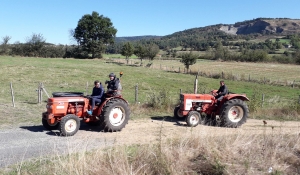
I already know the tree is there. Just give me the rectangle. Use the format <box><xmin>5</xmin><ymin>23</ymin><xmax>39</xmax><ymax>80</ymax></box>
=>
<box><xmin>26</xmin><ymin>33</ymin><xmax>46</xmax><ymax>57</ymax></box>
<box><xmin>120</xmin><ymin>42</ymin><xmax>134</xmax><ymax>64</ymax></box>
<box><xmin>73</xmin><ymin>11</ymin><xmax>117</xmax><ymax>58</ymax></box>
<box><xmin>0</xmin><ymin>36</ymin><xmax>11</xmax><ymax>55</ymax></box>
<box><xmin>180</xmin><ymin>52</ymin><xmax>198</xmax><ymax>72</ymax></box>
<box><xmin>146</xmin><ymin>44</ymin><xmax>160</xmax><ymax>61</ymax></box>
<box><xmin>134</xmin><ymin>45</ymin><xmax>147</xmax><ymax>66</ymax></box>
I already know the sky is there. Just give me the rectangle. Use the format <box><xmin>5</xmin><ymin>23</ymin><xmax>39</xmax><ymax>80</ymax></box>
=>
<box><xmin>1</xmin><ymin>0</ymin><xmax>300</xmax><ymax>45</ymax></box>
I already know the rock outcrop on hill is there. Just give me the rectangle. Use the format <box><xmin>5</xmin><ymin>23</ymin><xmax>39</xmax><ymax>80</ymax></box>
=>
<box><xmin>219</xmin><ymin>18</ymin><xmax>300</xmax><ymax>35</ymax></box>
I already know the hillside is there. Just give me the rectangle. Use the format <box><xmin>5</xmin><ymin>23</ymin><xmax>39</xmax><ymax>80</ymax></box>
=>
<box><xmin>115</xmin><ymin>18</ymin><xmax>300</xmax><ymax>42</ymax></box>
<box><xmin>220</xmin><ymin>18</ymin><xmax>300</xmax><ymax>35</ymax></box>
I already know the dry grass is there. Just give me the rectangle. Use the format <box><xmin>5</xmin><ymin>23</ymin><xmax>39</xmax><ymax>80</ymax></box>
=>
<box><xmin>3</xmin><ymin>124</ymin><xmax>300</xmax><ymax>175</ymax></box>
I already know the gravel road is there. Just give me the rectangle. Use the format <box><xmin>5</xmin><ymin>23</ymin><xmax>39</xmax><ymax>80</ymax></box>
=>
<box><xmin>1</xmin><ymin>117</ymin><xmax>299</xmax><ymax>168</ymax></box>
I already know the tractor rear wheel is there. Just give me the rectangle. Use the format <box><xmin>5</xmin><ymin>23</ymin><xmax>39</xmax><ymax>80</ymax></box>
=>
<box><xmin>186</xmin><ymin>111</ymin><xmax>200</xmax><ymax>127</ymax></box>
<box><xmin>59</xmin><ymin>114</ymin><xmax>80</xmax><ymax>136</ymax></box>
<box><xmin>101</xmin><ymin>99</ymin><xmax>130</xmax><ymax>132</ymax></box>
<box><xmin>220</xmin><ymin>99</ymin><xmax>248</xmax><ymax>128</ymax></box>
<box><xmin>42</xmin><ymin>118</ymin><xmax>59</xmax><ymax>130</ymax></box>
<box><xmin>174</xmin><ymin>106</ymin><xmax>185</xmax><ymax>120</ymax></box>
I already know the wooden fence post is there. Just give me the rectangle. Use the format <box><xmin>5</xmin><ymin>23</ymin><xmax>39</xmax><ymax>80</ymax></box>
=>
<box><xmin>38</xmin><ymin>83</ymin><xmax>41</xmax><ymax>104</ymax></box>
<box><xmin>292</xmin><ymin>80</ymin><xmax>295</xmax><ymax>88</ymax></box>
<box><xmin>41</xmin><ymin>83</ymin><xmax>50</xmax><ymax>98</ymax></box>
<box><xmin>135</xmin><ymin>84</ymin><xmax>138</xmax><ymax>104</ymax></box>
<box><xmin>261</xmin><ymin>94</ymin><xmax>265</xmax><ymax>107</ymax></box>
<box><xmin>194</xmin><ymin>75</ymin><xmax>198</xmax><ymax>94</ymax></box>
<box><xmin>10</xmin><ymin>82</ymin><xmax>15</xmax><ymax>107</ymax></box>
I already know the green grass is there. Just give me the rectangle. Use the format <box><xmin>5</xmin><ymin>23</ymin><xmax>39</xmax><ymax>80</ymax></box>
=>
<box><xmin>0</xmin><ymin>56</ymin><xmax>299</xmax><ymax>127</ymax></box>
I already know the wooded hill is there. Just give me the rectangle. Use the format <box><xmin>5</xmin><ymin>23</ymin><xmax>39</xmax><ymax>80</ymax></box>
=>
<box><xmin>116</xmin><ymin>18</ymin><xmax>300</xmax><ymax>43</ymax></box>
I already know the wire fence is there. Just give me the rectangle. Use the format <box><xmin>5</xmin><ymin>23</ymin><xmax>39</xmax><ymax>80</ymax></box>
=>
<box><xmin>110</xmin><ymin>58</ymin><xmax>300</xmax><ymax>89</ymax></box>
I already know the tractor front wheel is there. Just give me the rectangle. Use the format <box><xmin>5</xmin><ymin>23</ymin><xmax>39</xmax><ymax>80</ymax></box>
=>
<box><xmin>186</xmin><ymin>111</ymin><xmax>200</xmax><ymax>127</ymax></box>
<box><xmin>59</xmin><ymin>114</ymin><xmax>80</xmax><ymax>136</ymax></box>
<box><xmin>42</xmin><ymin>118</ymin><xmax>59</xmax><ymax>130</ymax></box>
<box><xmin>174</xmin><ymin>106</ymin><xmax>185</xmax><ymax>120</ymax></box>
<box><xmin>101</xmin><ymin>99</ymin><xmax>130</xmax><ymax>132</ymax></box>
<box><xmin>220</xmin><ymin>99</ymin><xmax>248</xmax><ymax>128</ymax></box>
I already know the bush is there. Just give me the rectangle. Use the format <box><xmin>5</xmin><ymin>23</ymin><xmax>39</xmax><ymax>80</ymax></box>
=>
<box><xmin>146</xmin><ymin>88</ymin><xmax>173</xmax><ymax>111</ymax></box>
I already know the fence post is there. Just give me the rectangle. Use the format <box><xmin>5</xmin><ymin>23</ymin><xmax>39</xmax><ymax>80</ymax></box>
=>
<box><xmin>38</xmin><ymin>83</ymin><xmax>41</xmax><ymax>104</ymax></box>
<box><xmin>135</xmin><ymin>84</ymin><xmax>138</xmax><ymax>104</ymax></box>
<box><xmin>292</xmin><ymin>80</ymin><xmax>295</xmax><ymax>88</ymax></box>
<box><xmin>261</xmin><ymin>94</ymin><xmax>265</xmax><ymax>107</ymax></box>
<box><xmin>222</xmin><ymin>71</ymin><xmax>224</xmax><ymax>79</ymax></box>
<box><xmin>194</xmin><ymin>75</ymin><xmax>198</xmax><ymax>94</ymax></box>
<box><xmin>10</xmin><ymin>82</ymin><xmax>15</xmax><ymax>107</ymax></box>
<box><xmin>40</xmin><ymin>83</ymin><xmax>43</xmax><ymax>103</ymax></box>
<box><xmin>248</xmin><ymin>74</ymin><xmax>250</xmax><ymax>81</ymax></box>
<box><xmin>179</xmin><ymin>67</ymin><xmax>180</xmax><ymax>73</ymax></box>
<box><xmin>41</xmin><ymin>83</ymin><xmax>50</xmax><ymax>98</ymax></box>
<box><xmin>179</xmin><ymin>89</ymin><xmax>182</xmax><ymax>101</ymax></box>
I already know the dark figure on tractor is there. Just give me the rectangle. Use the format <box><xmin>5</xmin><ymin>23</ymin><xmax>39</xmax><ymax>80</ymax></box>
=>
<box><xmin>105</xmin><ymin>72</ymin><xmax>122</xmax><ymax>96</ymax></box>
<box><xmin>214</xmin><ymin>80</ymin><xmax>228</xmax><ymax>106</ymax></box>
<box><xmin>87</xmin><ymin>80</ymin><xmax>105</xmax><ymax>115</ymax></box>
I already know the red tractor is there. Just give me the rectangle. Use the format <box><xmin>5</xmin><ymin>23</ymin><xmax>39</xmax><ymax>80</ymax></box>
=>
<box><xmin>42</xmin><ymin>92</ymin><xmax>130</xmax><ymax>136</ymax></box>
<box><xmin>174</xmin><ymin>90</ymin><xmax>249</xmax><ymax>128</ymax></box>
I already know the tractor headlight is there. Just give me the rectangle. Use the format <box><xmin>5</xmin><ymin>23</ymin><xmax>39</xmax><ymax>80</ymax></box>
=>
<box><xmin>46</xmin><ymin>104</ymin><xmax>53</xmax><ymax>109</ymax></box>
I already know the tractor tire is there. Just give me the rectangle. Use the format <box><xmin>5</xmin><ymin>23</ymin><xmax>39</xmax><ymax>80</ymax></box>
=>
<box><xmin>101</xmin><ymin>99</ymin><xmax>130</xmax><ymax>132</ymax></box>
<box><xmin>59</xmin><ymin>114</ymin><xmax>80</xmax><ymax>136</ymax></box>
<box><xmin>42</xmin><ymin>118</ymin><xmax>59</xmax><ymax>130</ymax></box>
<box><xmin>186</xmin><ymin>111</ymin><xmax>200</xmax><ymax>127</ymax></box>
<box><xmin>85</xmin><ymin>119</ymin><xmax>102</xmax><ymax>126</ymax></box>
<box><xmin>220</xmin><ymin>99</ymin><xmax>248</xmax><ymax>128</ymax></box>
<box><xmin>52</xmin><ymin>92</ymin><xmax>84</xmax><ymax>97</ymax></box>
<box><xmin>173</xmin><ymin>106</ymin><xmax>185</xmax><ymax>120</ymax></box>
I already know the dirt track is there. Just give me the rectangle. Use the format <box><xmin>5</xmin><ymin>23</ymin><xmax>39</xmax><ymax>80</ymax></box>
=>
<box><xmin>0</xmin><ymin>117</ymin><xmax>299</xmax><ymax>168</ymax></box>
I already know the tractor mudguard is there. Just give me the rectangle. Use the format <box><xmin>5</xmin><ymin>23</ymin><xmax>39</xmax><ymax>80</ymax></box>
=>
<box><xmin>95</xmin><ymin>96</ymin><xmax>128</xmax><ymax>116</ymax></box>
<box><xmin>225</xmin><ymin>94</ymin><xmax>250</xmax><ymax>101</ymax></box>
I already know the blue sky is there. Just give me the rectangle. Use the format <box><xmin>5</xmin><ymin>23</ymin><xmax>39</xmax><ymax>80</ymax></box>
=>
<box><xmin>1</xmin><ymin>0</ymin><xmax>300</xmax><ymax>45</ymax></box>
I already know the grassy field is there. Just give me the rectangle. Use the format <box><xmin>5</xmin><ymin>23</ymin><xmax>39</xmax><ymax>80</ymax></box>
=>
<box><xmin>1</xmin><ymin>56</ymin><xmax>300</xmax><ymax>174</ymax></box>
<box><xmin>0</xmin><ymin>56</ymin><xmax>300</xmax><ymax>126</ymax></box>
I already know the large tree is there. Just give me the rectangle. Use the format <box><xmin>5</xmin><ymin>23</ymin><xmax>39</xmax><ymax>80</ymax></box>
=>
<box><xmin>180</xmin><ymin>52</ymin><xmax>198</xmax><ymax>72</ymax></box>
<box><xmin>73</xmin><ymin>11</ymin><xmax>117</xmax><ymax>58</ymax></box>
<box><xmin>120</xmin><ymin>42</ymin><xmax>134</xmax><ymax>64</ymax></box>
<box><xmin>134</xmin><ymin>45</ymin><xmax>147</xmax><ymax>66</ymax></box>
<box><xmin>146</xmin><ymin>44</ymin><xmax>160</xmax><ymax>61</ymax></box>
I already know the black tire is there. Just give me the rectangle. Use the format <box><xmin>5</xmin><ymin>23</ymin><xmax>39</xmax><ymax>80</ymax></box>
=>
<box><xmin>52</xmin><ymin>92</ymin><xmax>84</xmax><ymax>97</ymax></box>
<box><xmin>42</xmin><ymin>118</ymin><xmax>59</xmax><ymax>130</ymax></box>
<box><xmin>59</xmin><ymin>114</ymin><xmax>80</xmax><ymax>136</ymax></box>
<box><xmin>220</xmin><ymin>99</ymin><xmax>248</xmax><ymax>128</ymax></box>
<box><xmin>186</xmin><ymin>111</ymin><xmax>200</xmax><ymax>127</ymax></box>
<box><xmin>101</xmin><ymin>99</ymin><xmax>130</xmax><ymax>132</ymax></box>
<box><xmin>85</xmin><ymin>119</ymin><xmax>102</xmax><ymax>126</ymax></box>
<box><xmin>173</xmin><ymin>106</ymin><xmax>185</xmax><ymax>120</ymax></box>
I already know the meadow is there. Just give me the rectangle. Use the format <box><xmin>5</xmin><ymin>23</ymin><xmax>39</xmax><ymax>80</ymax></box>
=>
<box><xmin>0</xmin><ymin>55</ymin><xmax>300</xmax><ymax>174</ymax></box>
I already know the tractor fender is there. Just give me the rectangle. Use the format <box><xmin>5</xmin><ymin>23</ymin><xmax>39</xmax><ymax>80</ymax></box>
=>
<box><xmin>95</xmin><ymin>97</ymin><xmax>128</xmax><ymax>116</ymax></box>
<box><xmin>225</xmin><ymin>94</ymin><xmax>250</xmax><ymax>101</ymax></box>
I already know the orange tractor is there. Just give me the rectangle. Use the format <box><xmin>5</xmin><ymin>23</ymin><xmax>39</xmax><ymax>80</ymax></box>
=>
<box><xmin>42</xmin><ymin>91</ymin><xmax>130</xmax><ymax>136</ymax></box>
<box><xmin>174</xmin><ymin>90</ymin><xmax>249</xmax><ymax>128</ymax></box>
